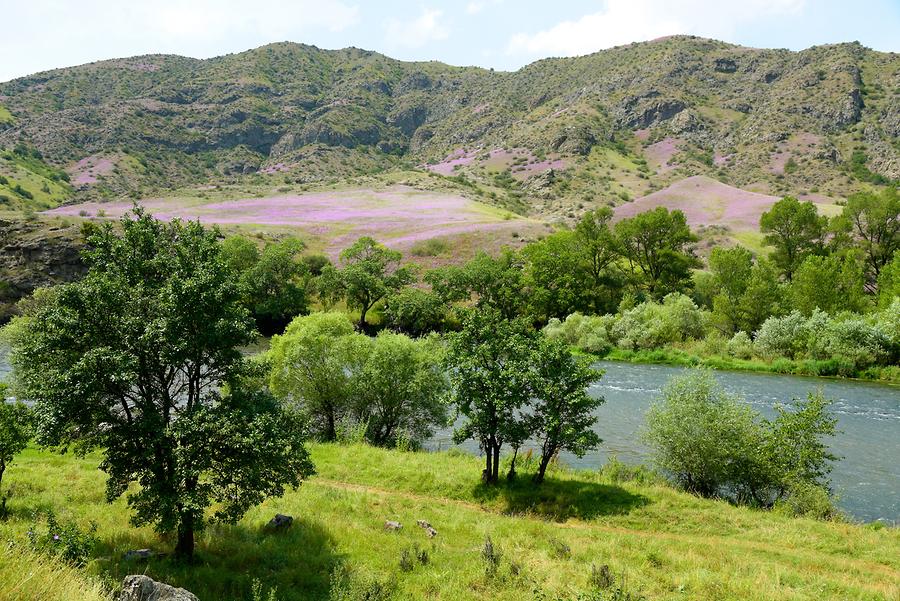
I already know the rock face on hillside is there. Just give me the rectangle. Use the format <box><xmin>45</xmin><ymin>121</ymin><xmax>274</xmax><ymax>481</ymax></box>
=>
<box><xmin>0</xmin><ymin>219</ymin><xmax>84</xmax><ymax>321</ymax></box>
<box><xmin>0</xmin><ymin>36</ymin><xmax>895</xmax><ymax>203</ymax></box>
<box><xmin>119</xmin><ymin>575</ymin><xmax>198</xmax><ymax>601</ymax></box>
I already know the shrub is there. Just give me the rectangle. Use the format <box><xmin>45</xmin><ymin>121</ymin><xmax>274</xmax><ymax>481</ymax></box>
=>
<box><xmin>410</xmin><ymin>238</ymin><xmax>451</xmax><ymax>257</ymax></box>
<box><xmin>726</xmin><ymin>331</ymin><xmax>754</xmax><ymax>359</ymax></box>
<box><xmin>382</xmin><ymin>288</ymin><xmax>446</xmax><ymax>336</ymax></box>
<box><xmin>26</xmin><ymin>510</ymin><xmax>98</xmax><ymax>567</ymax></box>
<box><xmin>754</xmin><ymin>311</ymin><xmax>809</xmax><ymax>359</ymax></box>
<box><xmin>329</xmin><ymin>565</ymin><xmax>394</xmax><ymax>601</ymax></box>
<box><xmin>613</xmin><ymin>294</ymin><xmax>705</xmax><ymax>350</ymax></box>
<box><xmin>543</xmin><ymin>312</ymin><xmax>614</xmax><ymax>355</ymax></box>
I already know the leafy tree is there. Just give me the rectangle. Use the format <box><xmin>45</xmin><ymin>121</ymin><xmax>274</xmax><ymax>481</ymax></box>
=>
<box><xmin>644</xmin><ymin>371</ymin><xmax>759</xmax><ymax>497</ymax></box>
<box><xmin>760</xmin><ymin>197</ymin><xmax>827</xmax><ymax>281</ymax></box>
<box><xmin>315</xmin><ymin>263</ymin><xmax>347</xmax><ymax>310</ymax></box>
<box><xmin>645</xmin><ymin>371</ymin><xmax>838</xmax><ymax>512</ymax></box>
<box><xmin>240</xmin><ymin>238</ymin><xmax>311</xmax><ymax>334</ymax></box>
<box><xmin>529</xmin><ymin>339</ymin><xmax>603</xmax><ymax>483</ymax></box>
<box><xmin>268</xmin><ymin>312</ymin><xmax>364</xmax><ymax>441</ymax></box>
<box><xmin>708</xmin><ymin>247</ymin><xmax>753</xmax><ymax>334</ymax></box>
<box><xmin>734</xmin><ymin>259</ymin><xmax>785</xmax><ymax>335</ymax></box>
<box><xmin>9</xmin><ymin>208</ymin><xmax>313</xmax><ymax>559</ymax></box>
<box><xmin>339</xmin><ymin>237</ymin><xmax>414</xmax><ymax>329</ymax></box>
<box><xmin>220</xmin><ymin>235</ymin><xmax>260</xmax><ymax>272</ymax></box>
<box><xmin>833</xmin><ymin>188</ymin><xmax>900</xmax><ymax>292</ymax></box>
<box><xmin>355</xmin><ymin>332</ymin><xmax>447</xmax><ymax>448</ymax></box>
<box><xmin>522</xmin><ymin>230</ymin><xmax>593</xmax><ymax>321</ymax></box>
<box><xmin>425</xmin><ymin>249</ymin><xmax>527</xmax><ymax>319</ymax></box>
<box><xmin>382</xmin><ymin>288</ymin><xmax>447</xmax><ymax>336</ymax></box>
<box><xmin>444</xmin><ymin>309</ymin><xmax>537</xmax><ymax>483</ymax></box>
<box><xmin>789</xmin><ymin>253</ymin><xmax>869</xmax><ymax>315</ymax></box>
<box><xmin>574</xmin><ymin>207</ymin><xmax>623</xmax><ymax>313</ymax></box>
<box><xmin>614</xmin><ymin>207</ymin><xmax>699</xmax><ymax>298</ymax></box>
<box><xmin>877</xmin><ymin>251</ymin><xmax>900</xmax><ymax>307</ymax></box>
<box><xmin>0</xmin><ymin>395</ymin><xmax>31</xmax><ymax>518</ymax></box>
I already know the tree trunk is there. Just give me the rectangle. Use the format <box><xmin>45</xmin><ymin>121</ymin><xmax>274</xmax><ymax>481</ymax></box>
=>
<box><xmin>506</xmin><ymin>447</ymin><xmax>519</xmax><ymax>481</ymax></box>
<box><xmin>491</xmin><ymin>444</ymin><xmax>501</xmax><ymax>483</ymax></box>
<box><xmin>483</xmin><ymin>443</ymin><xmax>493</xmax><ymax>483</ymax></box>
<box><xmin>534</xmin><ymin>452</ymin><xmax>553</xmax><ymax>484</ymax></box>
<box><xmin>174</xmin><ymin>512</ymin><xmax>195</xmax><ymax>560</ymax></box>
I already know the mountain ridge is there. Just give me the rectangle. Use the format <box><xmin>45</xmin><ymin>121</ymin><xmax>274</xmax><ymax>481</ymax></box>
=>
<box><xmin>0</xmin><ymin>35</ymin><xmax>897</xmax><ymax>220</ymax></box>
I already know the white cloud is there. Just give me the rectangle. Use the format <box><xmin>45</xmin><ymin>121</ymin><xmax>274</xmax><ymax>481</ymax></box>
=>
<box><xmin>507</xmin><ymin>0</ymin><xmax>806</xmax><ymax>59</ymax></box>
<box><xmin>385</xmin><ymin>8</ymin><xmax>449</xmax><ymax>49</ymax></box>
<box><xmin>466</xmin><ymin>2</ymin><xmax>485</xmax><ymax>14</ymax></box>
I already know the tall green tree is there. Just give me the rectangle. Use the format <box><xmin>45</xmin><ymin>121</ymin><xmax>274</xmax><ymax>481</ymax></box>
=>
<box><xmin>614</xmin><ymin>207</ymin><xmax>699</xmax><ymax>298</ymax></box>
<box><xmin>0</xmin><ymin>395</ymin><xmax>31</xmax><ymax>518</ymax></box>
<box><xmin>240</xmin><ymin>238</ymin><xmax>312</xmax><ymax>335</ymax></box>
<box><xmin>425</xmin><ymin>249</ymin><xmax>527</xmax><ymax>319</ymax></box>
<box><xmin>529</xmin><ymin>339</ymin><xmax>603</xmax><ymax>484</ymax></box>
<box><xmin>522</xmin><ymin>231</ymin><xmax>593</xmax><ymax>321</ymax></box>
<box><xmin>444</xmin><ymin>309</ymin><xmax>536</xmax><ymax>484</ymax></box>
<box><xmin>355</xmin><ymin>332</ymin><xmax>448</xmax><ymax>448</ymax></box>
<box><xmin>760</xmin><ymin>197</ymin><xmax>827</xmax><ymax>281</ymax></box>
<box><xmin>574</xmin><ymin>207</ymin><xmax>623</xmax><ymax>313</ymax></box>
<box><xmin>268</xmin><ymin>312</ymin><xmax>364</xmax><ymax>441</ymax></box>
<box><xmin>708</xmin><ymin>247</ymin><xmax>754</xmax><ymax>334</ymax></box>
<box><xmin>789</xmin><ymin>253</ymin><xmax>869</xmax><ymax>315</ymax></box>
<box><xmin>9</xmin><ymin>209</ymin><xmax>313</xmax><ymax>559</ymax></box>
<box><xmin>339</xmin><ymin>237</ymin><xmax>414</xmax><ymax>329</ymax></box>
<box><xmin>833</xmin><ymin>188</ymin><xmax>900</xmax><ymax>292</ymax></box>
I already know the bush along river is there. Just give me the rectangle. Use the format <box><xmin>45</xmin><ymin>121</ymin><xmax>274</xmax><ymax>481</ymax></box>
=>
<box><xmin>431</xmin><ymin>361</ymin><xmax>900</xmax><ymax>524</ymax></box>
<box><xmin>2</xmin><ymin>344</ymin><xmax>897</xmax><ymax>523</ymax></box>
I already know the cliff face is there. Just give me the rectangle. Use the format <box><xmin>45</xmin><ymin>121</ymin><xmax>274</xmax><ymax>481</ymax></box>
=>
<box><xmin>0</xmin><ymin>218</ymin><xmax>84</xmax><ymax>321</ymax></box>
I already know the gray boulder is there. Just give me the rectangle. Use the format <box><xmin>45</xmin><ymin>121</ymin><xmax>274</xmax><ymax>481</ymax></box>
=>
<box><xmin>384</xmin><ymin>520</ymin><xmax>402</xmax><ymax>531</ymax></box>
<box><xmin>119</xmin><ymin>575</ymin><xmax>198</xmax><ymax>601</ymax></box>
<box><xmin>122</xmin><ymin>549</ymin><xmax>155</xmax><ymax>561</ymax></box>
<box><xmin>266</xmin><ymin>514</ymin><xmax>294</xmax><ymax>531</ymax></box>
<box><xmin>417</xmin><ymin>519</ymin><xmax>438</xmax><ymax>538</ymax></box>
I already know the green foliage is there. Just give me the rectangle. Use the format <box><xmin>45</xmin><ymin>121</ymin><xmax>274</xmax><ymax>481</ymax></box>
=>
<box><xmin>877</xmin><ymin>252</ymin><xmax>900</xmax><ymax>307</ymax></box>
<box><xmin>339</xmin><ymin>237</ymin><xmax>415</xmax><ymax>328</ymax></box>
<box><xmin>355</xmin><ymin>332</ymin><xmax>447</xmax><ymax>448</ymax></box>
<box><xmin>614</xmin><ymin>207</ymin><xmax>699</xmax><ymax>298</ymax></box>
<box><xmin>789</xmin><ymin>253</ymin><xmax>869</xmax><ymax>315</ymax></box>
<box><xmin>26</xmin><ymin>510</ymin><xmax>98</xmax><ymax>567</ymax></box>
<box><xmin>645</xmin><ymin>371</ymin><xmax>838</xmax><ymax>510</ymax></box>
<box><xmin>240</xmin><ymin>238</ymin><xmax>312</xmax><ymax>334</ymax></box>
<box><xmin>612</xmin><ymin>293</ymin><xmax>705</xmax><ymax>350</ymax></box>
<box><xmin>410</xmin><ymin>237</ymin><xmax>451</xmax><ymax>257</ymax></box>
<box><xmin>0</xmin><ymin>400</ymin><xmax>31</xmax><ymax>517</ymax></box>
<box><xmin>444</xmin><ymin>310</ymin><xmax>538</xmax><ymax>483</ymax></box>
<box><xmin>9</xmin><ymin>208</ymin><xmax>313</xmax><ymax>559</ymax></box>
<box><xmin>529</xmin><ymin>339</ymin><xmax>604</xmax><ymax>483</ymax></box>
<box><xmin>382</xmin><ymin>287</ymin><xmax>446</xmax><ymax>336</ymax></box>
<box><xmin>760</xmin><ymin>197</ymin><xmax>827</xmax><ymax>281</ymax></box>
<box><xmin>425</xmin><ymin>249</ymin><xmax>527</xmax><ymax>319</ymax></box>
<box><xmin>832</xmin><ymin>187</ymin><xmax>900</xmax><ymax>291</ymax></box>
<box><xmin>269</xmin><ymin>312</ymin><xmax>361</xmax><ymax>441</ymax></box>
<box><xmin>269</xmin><ymin>312</ymin><xmax>447</xmax><ymax>447</ymax></box>
<box><xmin>544</xmin><ymin>312</ymin><xmax>615</xmax><ymax>355</ymax></box>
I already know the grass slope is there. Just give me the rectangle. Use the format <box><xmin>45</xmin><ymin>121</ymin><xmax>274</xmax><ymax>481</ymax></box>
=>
<box><xmin>1</xmin><ymin>444</ymin><xmax>897</xmax><ymax>601</ymax></box>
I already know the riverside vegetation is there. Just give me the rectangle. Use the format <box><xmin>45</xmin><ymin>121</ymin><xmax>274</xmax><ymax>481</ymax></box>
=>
<box><xmin>0</xmin><ymin>208</ymin><xmax>897</xmax><ymax>600</ymax></box>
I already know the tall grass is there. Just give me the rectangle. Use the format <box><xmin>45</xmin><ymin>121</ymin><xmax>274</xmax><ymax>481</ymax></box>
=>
<box><xmin>0</xmin><ymin>546</ymin><xmax>111</xmax><ymax>601</ymax></box>
<box><xmin>0</xmin><ymin>444</ymin><xmax>897</xmax><ymax>600</ymax></box>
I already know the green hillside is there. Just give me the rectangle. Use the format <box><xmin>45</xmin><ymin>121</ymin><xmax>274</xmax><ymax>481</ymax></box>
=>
<box><xmin>1</xmin><ymin>444</ymin><xmax>897</xmax><ymax>601</ymax></box>
<box><xmin>0</xmin><ymin>37</ymin><xmax>896</xmax><ymax>217</ymax></box>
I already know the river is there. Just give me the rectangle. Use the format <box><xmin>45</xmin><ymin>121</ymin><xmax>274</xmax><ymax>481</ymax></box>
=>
<box><xmin>3</xmin><ymin>343</ymin><xmax>898</xmax><ymax>523</ymax></box>
<box><xmin>429</xmin><ymin>361</ymin><xmax>900</xmax><ymax>524</ymax></box>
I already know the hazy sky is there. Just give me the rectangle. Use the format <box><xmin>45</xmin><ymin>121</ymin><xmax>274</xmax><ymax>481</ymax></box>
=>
<box><xmin>1</xmin><ymin>0</ymin><xmax>899</xmax><ymax>82</ymax></box>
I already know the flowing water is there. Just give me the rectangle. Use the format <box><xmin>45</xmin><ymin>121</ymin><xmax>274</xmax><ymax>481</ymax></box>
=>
<box><xmin>2</xmin><ymin>341</ymin><xmax>897</xmax><ymax>522</ymax></box>
<box><xmin>430</xmin><ymin>361</ymin><xmax>900</xmax><ymax>523</ymax></box>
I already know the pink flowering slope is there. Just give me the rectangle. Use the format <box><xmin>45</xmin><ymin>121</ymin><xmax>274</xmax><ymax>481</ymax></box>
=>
<box><xmin>613</xmin><ymin>176</ymin><xmax>785</xmax><ymax>232</ymax></box>
<box><xmin>47</xmin><ymin>185</ymin><xmax>532</xmax><ymax>256</ymax></box>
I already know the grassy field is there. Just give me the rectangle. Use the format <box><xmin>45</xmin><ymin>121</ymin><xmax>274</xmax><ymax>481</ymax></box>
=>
<box><xmin>1</xmin><ymin>444</ymin><xmax>897</xmax><ymax>601</ymax></box>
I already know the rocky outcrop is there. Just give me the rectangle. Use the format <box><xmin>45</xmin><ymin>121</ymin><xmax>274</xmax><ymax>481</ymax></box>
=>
<box><xmin>119</xmin><ymin>575</ymin><xmax>198</xmax><ymax>601</ymax></box>
<box><xmin>0</xmin><ymin>219</ymin><xmax>85</xmax><ymax>322</ymax></box>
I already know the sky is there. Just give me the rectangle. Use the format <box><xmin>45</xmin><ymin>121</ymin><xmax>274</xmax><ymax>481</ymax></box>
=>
<box><xmin>1</xmin><ymin>0</ymin><xmax>899</xmax><ymax>82</ymax></box>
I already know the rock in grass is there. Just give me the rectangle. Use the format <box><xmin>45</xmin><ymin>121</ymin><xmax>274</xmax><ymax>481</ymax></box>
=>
<box><xmin>417</xmin><ymin>519</ymin><xmax>438</xmax><ymax>538</ymax></box>
<box><xmin>119</xmin><ymin>575</ymin><xmax>198</xmax><ymax>601</ymax></box>
<box><xmin>266</xmin><ymin>513</ymin><xmax>294</xmax><ymax>531</ymax></box>
<box><xmin>122</xmin><ymin>549</ymin><xmax>155</xmax><ymax>561</ymax></box>
<box><xmin>384</xmin><ymin>520</ymin><xmax>403</xmax><ymax>531</ymax></box>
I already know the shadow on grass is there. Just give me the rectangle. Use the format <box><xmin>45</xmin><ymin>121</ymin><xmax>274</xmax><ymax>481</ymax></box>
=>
<box><xmin>470</xmin><ymin>476</ymin><xmax>650</xmax><ymax>521</ymax></box>
<box><xmin>97</xmin><ymin>518</ymin><xmax>341</xmax><ymax>601</ymax></box>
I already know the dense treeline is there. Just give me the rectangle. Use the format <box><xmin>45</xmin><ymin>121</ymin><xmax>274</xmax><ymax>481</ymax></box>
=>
<box><xmin>221</xmin><ymin>187</ymin><xmax>899</xmax><ymax>379</ymax></box>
